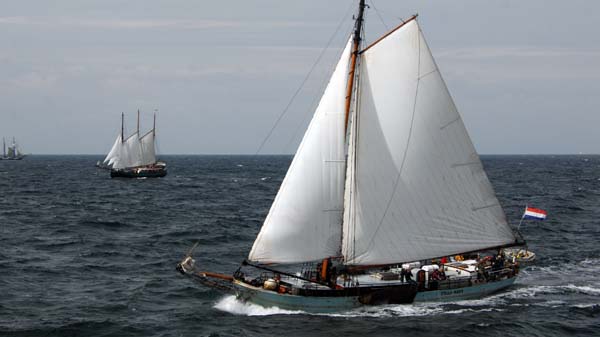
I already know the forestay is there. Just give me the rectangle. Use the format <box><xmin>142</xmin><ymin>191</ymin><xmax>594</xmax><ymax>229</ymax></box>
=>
<box><xmin>342</xmin><ymin>20</ymin><xmax>516</xmax><ymax>265</ymax></box>
<box><xmin>248</xmin><ymin>37</ymin><xmax>353</xmax><ymax>264</ymax></box>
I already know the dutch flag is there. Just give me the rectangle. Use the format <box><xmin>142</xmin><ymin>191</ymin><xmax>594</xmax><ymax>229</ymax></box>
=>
<box><xmin>523</xmin><ymin>207</ymin><xmax>547</xmax><ymax>220</ymax></box>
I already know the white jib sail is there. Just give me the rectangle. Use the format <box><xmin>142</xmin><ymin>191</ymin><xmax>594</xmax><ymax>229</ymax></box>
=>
<box><xmin>140</xmin><ymin>131</ymin><xmax>157</xmax><ymax>166</ymax></box>
<box><xmin>248</xmin><ymin>37</ymin><xmax>353</xmax><ymax>264</ymax></box>
<box><xmin>342</xmin><ymin>20</ymin><xmax>516</xmax><ymax>265</ymax></box>
<box><xmin>103</xmin><ymin>134</ymin><xmax>122</xmax><ymax>165</ymax></box>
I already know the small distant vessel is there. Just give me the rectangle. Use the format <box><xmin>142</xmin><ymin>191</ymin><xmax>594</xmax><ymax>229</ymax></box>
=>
<box><xmin>178</xmin><ymin>1</ymin><xmax>528</xmax><ymax>312</ymax></box>
<box><xmin>503</xmin><ymin>247</ymin><xmax>536</xmax><ymax>264</ymax></box>
<box><xmin>102</xmin><ymin>110</ymin><xmax>166</xmax><ymax>178</ymax></box>
<box><xmin>1</xmin><ymin>137</ymin><xmax>26</xmax><ymax>160</ymax></box>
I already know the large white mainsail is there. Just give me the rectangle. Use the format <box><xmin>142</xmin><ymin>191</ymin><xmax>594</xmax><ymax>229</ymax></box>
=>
<box><xmin>248</xmin><ymin>37</ymin><xmax>353</xmax><ymax>264</ymax></box>
<box><xmin>342</xmin><ymin>19</ymin><xmax>516</xmax><ymax>265</ymax></box>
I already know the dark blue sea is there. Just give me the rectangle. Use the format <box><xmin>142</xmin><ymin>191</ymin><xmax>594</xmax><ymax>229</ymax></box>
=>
<box><xmin>1</xmin><ymin>155</ymin><xmax>599</xmax><ymax>337</ymax></box>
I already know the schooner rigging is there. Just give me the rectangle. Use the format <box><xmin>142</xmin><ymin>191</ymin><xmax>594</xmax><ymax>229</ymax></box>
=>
<box><xmin>1</xmin><ymin>137</ymin><xmax>26</xmax><ymax>160</ymax></box>
<box><xmin>102</xmin><ymin>110</ymin><xmax>166</xmax><ymax>178</ymax></box>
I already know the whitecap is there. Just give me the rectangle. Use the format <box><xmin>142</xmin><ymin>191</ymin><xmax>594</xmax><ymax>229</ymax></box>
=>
<box><xmin>571</xmin><ymin>303</ymin><xmax>599</xmax><ymax>308</ymax></box>
<box><xmin>213</xmin><ymin>295</ymin><xmax>304</xmax><ymax>316</ymax></box>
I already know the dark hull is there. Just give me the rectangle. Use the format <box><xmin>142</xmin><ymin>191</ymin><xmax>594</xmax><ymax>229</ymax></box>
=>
<box><xmin>110</xmin><ymin>167</ymin><xmax>167</xmax><ymax>178</ymax></box>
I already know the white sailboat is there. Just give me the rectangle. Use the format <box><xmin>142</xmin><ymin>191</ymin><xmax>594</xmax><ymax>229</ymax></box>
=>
<box><xmin>102</xmin><ymin>110</ymin><xmax>166</xmax><ymax>178</ymax></box>
<box><xmin>1</xmin><ymin>137</ymin><xmax>26</xmax><ymax>160</ymax></box>
<box><xmin>178</xmin><ymin>1</ymin><xmax>526</xmax><ymax>312</ymax></box>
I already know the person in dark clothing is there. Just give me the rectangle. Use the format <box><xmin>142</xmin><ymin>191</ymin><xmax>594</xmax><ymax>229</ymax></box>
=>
<box><xmin>401</xmin><ymin>267</ymin><xmax>413</xmax><ymax>283</ymax></box>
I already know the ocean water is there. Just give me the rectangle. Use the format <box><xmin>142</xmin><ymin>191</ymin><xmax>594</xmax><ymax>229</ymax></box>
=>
<box><xmin>0</xmin><ymin>155</ymin><xmax>599</xmax><ymax>337</ymax></box>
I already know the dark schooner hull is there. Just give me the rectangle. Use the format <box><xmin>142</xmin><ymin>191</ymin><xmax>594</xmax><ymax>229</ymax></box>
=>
<box><xmin>110</xmin><ymin>164</ymin><xmax>167</xmax><ymax>178</ymax></box>
<box><xmin>0</xmin><ymin>156</ymin><xmax>25</xmax><ymax>160</ymax></box>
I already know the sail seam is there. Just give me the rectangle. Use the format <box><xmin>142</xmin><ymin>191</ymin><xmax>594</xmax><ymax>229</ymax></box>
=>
<box><xmin>440</xmin><ymin>116</ymin><xmax>460</xmax><ymax>130</ymax></box>
<box><xmin>472</xmin><ymin>203</ymin><xmax>501</xmax><ymax>212</ymax></box>
<box><xmin>418</xmin><ymin>69</ymin><xmax>438</xmax><ymax>80</ymax></box>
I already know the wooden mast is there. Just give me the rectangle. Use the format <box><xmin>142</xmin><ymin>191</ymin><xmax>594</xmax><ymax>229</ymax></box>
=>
<box><xmin>137</xmin><ymin>109</ymin><xmax>140</xmax><ymax>135</ymax></box>
<box><xmin>343</xmin><ymin>0</ymin><xmax>366</xmax><ymax>132</ymax></box>
<box><xmin>121</xmin><ymin>112</ymin><xmax>124</xmax><ymax>143</ymax></box>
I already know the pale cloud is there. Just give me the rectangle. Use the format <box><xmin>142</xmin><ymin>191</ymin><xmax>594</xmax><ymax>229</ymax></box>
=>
<box><xmin>0</xmin><ymin>16</ymin><xmax>328</xmax><ymax>30</ymax></box>
<box><xmin>436</xmin><ymin>46</ymin><xmax>600</xmax><ymax>60</ymax></box>
<box><xmin>8</xmin><ymin>71</ymin><xmax>58</xmax><ymax>89</ymax></box>
<box><xmin>435</xmin><ymin>46</ymin><xmax>600</xmax><ymax>82</ymax></box>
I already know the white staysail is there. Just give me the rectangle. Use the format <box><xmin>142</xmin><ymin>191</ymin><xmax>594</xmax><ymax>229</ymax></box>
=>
<box><xmin>342</xmin><ymin>19</ymin><xmax>516</xmax><ymax>265</ymax></box>
<box><xmin>140</xmin><ymin>131</ymin><xmax>157</xmax><ymax>166</ymax></box>
<box><xmin>248</xmin><ymin>37</ymin><xmax>353</xmax><ymax>264</ymax></box>
<box><xmin>103</xmin><ymin>134</ymin><xmax>122</xmax><ymax>165</ymax></box>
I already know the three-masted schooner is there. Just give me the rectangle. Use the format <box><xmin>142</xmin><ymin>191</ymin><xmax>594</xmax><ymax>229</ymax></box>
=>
<box><xmin>102</xmin><ymin>111</ymin><xmax>166</xmax><ymax>178</ymax></box>
<box><xmin>1</xmin><ymin>137</ymin><xmax>26</xmax><ymax>160</ymax></box>
<box><xmin>178</xmin><ymin>1</ymin><xmax>527</xmax><ymax>312</ymax></box>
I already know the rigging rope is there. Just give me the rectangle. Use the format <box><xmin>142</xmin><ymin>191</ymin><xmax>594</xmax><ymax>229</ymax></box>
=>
<box><xmin>253</xmin><ymin>0</ymin><xmax>355</xmax><ymax>155</ymax></box>
<box><xmin>282</xmin><ymin>24</ymin><xmax>354</xmax><ymax>154</ymax></box>
<box><xmin>369</xmin><ymin>0</ymin><xmax>389</xmax><ymax>30</ymax></box>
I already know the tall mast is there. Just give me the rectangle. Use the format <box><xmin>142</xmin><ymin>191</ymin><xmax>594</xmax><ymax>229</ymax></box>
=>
<box><xmin>343</xmin><ymin>0</ymin><xmax>366</xmax><ymax>132</ymax></box>
<box><xmin>137</xmin><ymin>109</ymin><xmax>140</xmax><ymax>135</ymax></box>
<box><xmin>2</xmin><ymin>137</ymin><xmax>5</xmax><ymax>157</ymax></box>
<box><xmin>121</xmin><ymin>112</ymin><xmax>124</xmax><ymax>143</ymax></box>
<box><xmin>153</xmin><ymin>110</ymin><xmax>157</xmax><ymax>135</ymax></box>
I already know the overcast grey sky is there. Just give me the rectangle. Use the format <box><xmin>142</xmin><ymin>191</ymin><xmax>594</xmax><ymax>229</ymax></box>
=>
<box><xmin>1</xmin><ymin>0</ymin><xmax>598</xmax><ymax>155</ymax></box>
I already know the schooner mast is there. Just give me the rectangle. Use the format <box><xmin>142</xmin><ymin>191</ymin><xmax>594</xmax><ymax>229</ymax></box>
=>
<box><xmin>343</xmin><ymin>0</ymin><xmax>366</xmax><ymax>131</ymax></box>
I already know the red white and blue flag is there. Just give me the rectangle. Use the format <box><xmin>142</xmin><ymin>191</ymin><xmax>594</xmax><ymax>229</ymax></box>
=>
<box><xmin>523</xmin><ymin>207</ymin><xmax>547</xmax><ymax>220</ymax></box>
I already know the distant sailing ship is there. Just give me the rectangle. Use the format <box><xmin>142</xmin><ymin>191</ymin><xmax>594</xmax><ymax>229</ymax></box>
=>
<box><xmin>102</xmin><ymin>111</ymin><xmax>166</xmax><ymax>178</ymax></box>
<box><xmin>1</xmin><ymin>137</ymin><xmax>26</xmax><ymax>160</ymax></box>
<box><xmin>178</xmin><ymin>1</ymin><xmax>528</xmax><ymax>312</ymax></box>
